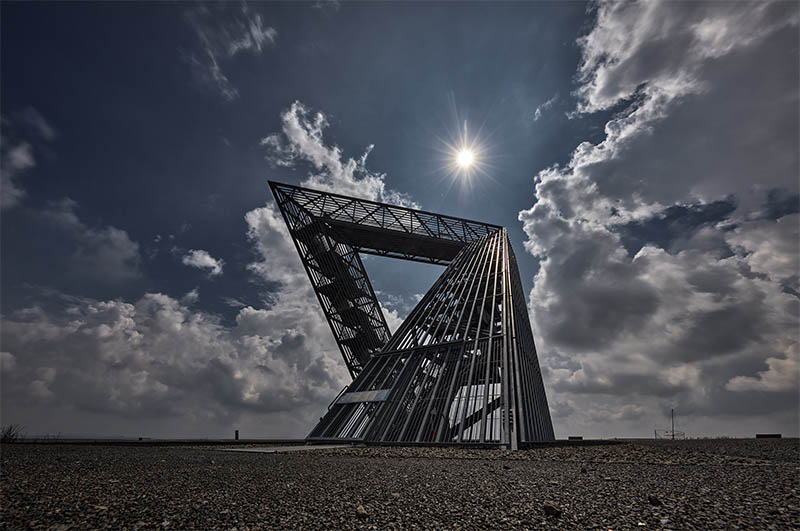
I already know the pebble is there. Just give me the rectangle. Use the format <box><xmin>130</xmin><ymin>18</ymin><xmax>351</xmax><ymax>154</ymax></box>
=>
<box><xmin>648</xmin><ymin>495</ymin><xmax>663</xmax><ymax>506</ymax></box>
<box><xmin>543</xmin><ymin>501</ymin><xmax>562</xmax><ymax>517</ymax></box>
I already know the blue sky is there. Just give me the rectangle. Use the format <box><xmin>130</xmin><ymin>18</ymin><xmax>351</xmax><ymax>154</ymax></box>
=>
<box><xmin>2</xmin><ymin>1</ymin><xmax>798</xmax><ymax>439</ymax></box>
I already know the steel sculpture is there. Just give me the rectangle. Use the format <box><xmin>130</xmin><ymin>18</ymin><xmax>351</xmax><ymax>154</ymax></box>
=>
<box><xmin>270</xmin><ymin>181</ymin><xmax>554</xmax><ymax>447</ymax></box>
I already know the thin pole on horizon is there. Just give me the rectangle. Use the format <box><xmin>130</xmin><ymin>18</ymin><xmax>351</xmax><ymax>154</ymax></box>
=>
<box><xmin>672</xmin><ymin>409</ymin><xmax>675</xmax><ymax>441</ymax></box>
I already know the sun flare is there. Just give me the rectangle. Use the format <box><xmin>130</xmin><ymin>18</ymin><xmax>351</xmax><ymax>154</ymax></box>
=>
<box><xmin>456</xmin><ymin>149</ymin><xmax>474</xmax><ymax>168</ymax></box>
<box><xmin>433</xmin><ymin>108</ymin><xmax>498</xmax><ymax>194</ymax></box>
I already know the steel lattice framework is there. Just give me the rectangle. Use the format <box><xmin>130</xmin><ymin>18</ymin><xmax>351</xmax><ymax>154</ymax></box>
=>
<box><xmin>270</xmin><ymin>182</ymin><xmax>554</xmax><ymax>447</ymax></box>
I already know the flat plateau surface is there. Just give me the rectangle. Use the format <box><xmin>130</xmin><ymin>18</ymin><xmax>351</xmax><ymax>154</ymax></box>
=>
<box><xmin>1</xmin><ymin>439</ymin><xmax>798</xmax><ymax>530</ymax></box>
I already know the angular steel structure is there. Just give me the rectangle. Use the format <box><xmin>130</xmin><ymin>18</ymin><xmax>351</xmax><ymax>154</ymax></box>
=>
<box><xmin>270</xmin><ymin>181</ymin><xmax>554</xmax><ymax>447</ymax></box>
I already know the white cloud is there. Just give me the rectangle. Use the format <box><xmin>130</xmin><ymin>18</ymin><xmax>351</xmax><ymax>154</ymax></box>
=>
<box><xmin>375</xmin><ymin>291</ymin><xmax>424</xmax><ymax>333</ymax></box>
<box><xmin>182</xmin><ymin>249</ymin><xmax>224</xmax><ymax>277</ymax></box>
<box><xmin>42</xmin><ymin>199</ymin><xmax>142</xmax><ymax>283</ymax></box>
<box><xmin>533</xmin><ymin>94</ymin><xmax>558</xmax><ymax>121</ymax></box>
<box><xmin>726</xmin><ymin>214</ymin><xmax>800</xmax><ymax>288</ymax></box>
<box><xmin>1</xmin><ymin>189</ymin><xmax>359</xmax><ymax>437</ymax></box>
<box><xmin>222</xmin><ymin>297</ymin><xmax>247</xmax><ymax>308</ymax></box>
<box><xmin>567</xmin><ymin>1</ymin><xmax>799</xmax><ymax>214</ymax></box>
<box><xmin>518</xmin><ymin>0</ymin><xmax>799</xmax><ymax>437</ymax></box>
<box><xmin>727</xmin><ymin>350</ymin><xmax>800</xmax><ymax>393</ymax></box>
<box><xmin>3</xmin><ymin>183</ymin><xmax>353</xmax><ymax>436</ymax></box>
<box><xmin>1</xmin><ymin>142</ymin><xmax>34</xmax><ymax>209</ymax></box>
<box><xmin>1</xmin><ymin>108</ymin><xmax>56</xmax><ymax>209</ymax></box>
<box><xmin>245</xmin><ymin>202</ymin><xmax>310</xmax><ymax>291</ymax></box>
<box><xmin>0</xmin><ymin>287</ymin><xmax>346</xmax><ymax>437</ymax></box>
<box><xmin>262</xmin><ymin>101</ymin><xmax>417</xmax><ymax>207</ymax></box>
<box><xmin>184</xmin><ymin>3</ymin><xmax>277</xmax><ymax>101</ymax></box>
<box><xmin>575</xmin><ymin>2</ymin><xmax>797</xmax><ymax>113</ymax></box>
<box><xmin>182</xmin><ymin>288</ymin><xmax>200</xmax><ymax>304</ymax></box>
<box><xmin>378</xmin><ymin>303</ymin><xmax>404</xmax><ymax>335</ymax></box>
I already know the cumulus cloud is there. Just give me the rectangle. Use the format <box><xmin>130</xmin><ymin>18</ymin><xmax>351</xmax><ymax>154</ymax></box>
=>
<box><xmin>0</xmin><ymin>288</ymin><xmax>346</xmax><ymax>437</ymax></box>
<box><xmin>374</xmin><ymin>291</ymin><xmax>426</xmax><ymax>334</ymax></box>
<box><xmin>251</xmin><ymin>103</ymin><xmax>422</xmax><ymax>363</ymax></box>
<box><xmin>576</xmin><ymin>2</ymin><xmax>797</xmax><ymax>113</ymax></box>
<box><xmin>1</xmin><ymin>190</ymin><xmax>355</xmax><ymax>437</ymax></box>
<box><xmin>726</xmin><ymin>214</ymin><xmax>800</xmax><ymax>292</ymax></box>
<box><xmin>182</xmin><ymin>249</ymin><xmax>224</xmax><ymax>277</ymax></box>
<box><xmin>262</xmin><ymin>101</ymin><xmax>417</xmax><ymax>207</ymax></box>
<box><xmin>182</xmin><ymin>288</ymin><xmax>200</xmax><ymax>304</ymax></box>
<box><xmin>568</xmin><ymin>1</ymin><xmax>799</xmax><ymax>214</ymax></box>
<box><xmin>184</xmin><ymin>3</ymin><xmax>277</xmax><ymax>101</ymax></box>
<box><xmin>727</xmin><ymin>353</ymin><xmax>799</xmax><ymax>393</ymax></box>
<box><xmin>42</xmin><ymin>199</ymin><xmax>142</xmax><ymax>283</ymax></box>
<box><xmin>519</xmin><ymin>1</ymin><xmax>799</xmax><ymax>437</ymax></box>
<box><xmin>378</xmin><ymin>303</ymin><xmax>404</xmax><ymax>335</ymax></box>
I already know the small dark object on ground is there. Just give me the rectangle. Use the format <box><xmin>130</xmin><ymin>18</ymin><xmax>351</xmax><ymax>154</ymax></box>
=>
<box><xmin>648</xmin><ymin>495</ymin><xmax>663</xmax><ymax>506</ymax></box>
<box><xmin>543</xmin><ymin>501</ymin><xmax>562</xmax><ymax>517</ymax></box>
<box><xmin>568</xmin><ymin>436</ymin><xmax>583</xmax><ymax>441</ymax></box>
<box><xmin>356</xmin><ymin>505</ymin><xmax>368</xmax><ymax>518</ymax></box>
<box><xmin>580</xmin><ymin>466</ymin><xmax>588</xmax><ymax>473</ymax></box>
<box><xmin>756</xmin><ymin>433</ymin><xmax>781</xmax><ymax>438</ymax></box>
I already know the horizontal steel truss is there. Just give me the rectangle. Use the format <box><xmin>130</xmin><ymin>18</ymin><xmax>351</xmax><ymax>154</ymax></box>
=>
<box><xmin>270</xmin><ymin>182</ymin><xmax>502</xmax><ymax>266</ymax></box>
<box><xmin>270</xmin><ymin>181</ymin><xmax>502</xmax><ymax>378</ymax></box>
<box><xmin>308</xmin><ymin>229</ymin><xmax>555</xmax><ymax>447</ymax></box>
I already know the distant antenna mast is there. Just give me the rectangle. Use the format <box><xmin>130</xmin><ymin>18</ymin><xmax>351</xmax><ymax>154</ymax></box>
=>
<box><xmin>654</xmin><ymin>408</ymin><xmax>686</xmax><ymax>440</ymax></box>
<box><xmin>671</xmin><ymin>409</ymin><xmax>675</xmax><ymax>441</ymax></box>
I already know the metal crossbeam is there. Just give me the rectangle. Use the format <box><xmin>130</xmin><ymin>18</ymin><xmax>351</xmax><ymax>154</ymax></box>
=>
<box><xmin>270</xmin><ymin>182</ymin><xmax>502</xmax><ymax>266</ymax></box>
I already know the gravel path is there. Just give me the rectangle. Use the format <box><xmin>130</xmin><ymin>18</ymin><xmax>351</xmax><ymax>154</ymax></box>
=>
<box><xmin>2</xmin><ymin>439</ymin><xmax>798</xmax><ymax>529</ymax></box>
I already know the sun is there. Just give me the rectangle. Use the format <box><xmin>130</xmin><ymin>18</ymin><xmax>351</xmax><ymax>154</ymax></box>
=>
<box><xmin>456</xmin><ymin>149</ymin><xmax>474</xmax><ymax>168</ymax></box>
<box><xmin>430</xmin><ymin>98</ymin><xmax>499</xmax><ymax>196</ymax></box>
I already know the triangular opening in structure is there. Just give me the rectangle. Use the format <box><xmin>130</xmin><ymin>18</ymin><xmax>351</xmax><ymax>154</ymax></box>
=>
<box><xmin>269</xmin><ymin>181</ymin><xmax>554</xmax><ymax>448</ymax></box>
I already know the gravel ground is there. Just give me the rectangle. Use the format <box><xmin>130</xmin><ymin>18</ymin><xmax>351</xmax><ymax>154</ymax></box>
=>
<box><xmin>1</xmin><ymin>439</ymin><xmax>798</xmax><ymax>529</ymax></box>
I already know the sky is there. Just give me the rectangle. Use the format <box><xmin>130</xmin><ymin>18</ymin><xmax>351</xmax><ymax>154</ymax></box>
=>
<box><xmin>1</xmin><ymin>1</ymin><xmax>798</xmax><ymax>440</ymax></box>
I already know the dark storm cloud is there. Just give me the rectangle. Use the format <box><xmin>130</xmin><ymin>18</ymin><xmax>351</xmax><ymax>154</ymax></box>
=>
<box><xmin>553</xmin><ymin>369</ymin><xmax>688</xmax><ymax>398</ymax></box>
<box><xmin>764</xmin><ymin>190</ymin><xmax>800</xmax><ymax>221</ymax></box>
<box><xmin>673</xmin><ymin>303</ymin><xmax>765</xmax><ymax>362</ymax></box>
<box><xmin>540</xmin><ymin>228</ymin><xmax>661</xmax><ymax>351</ymax></box>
